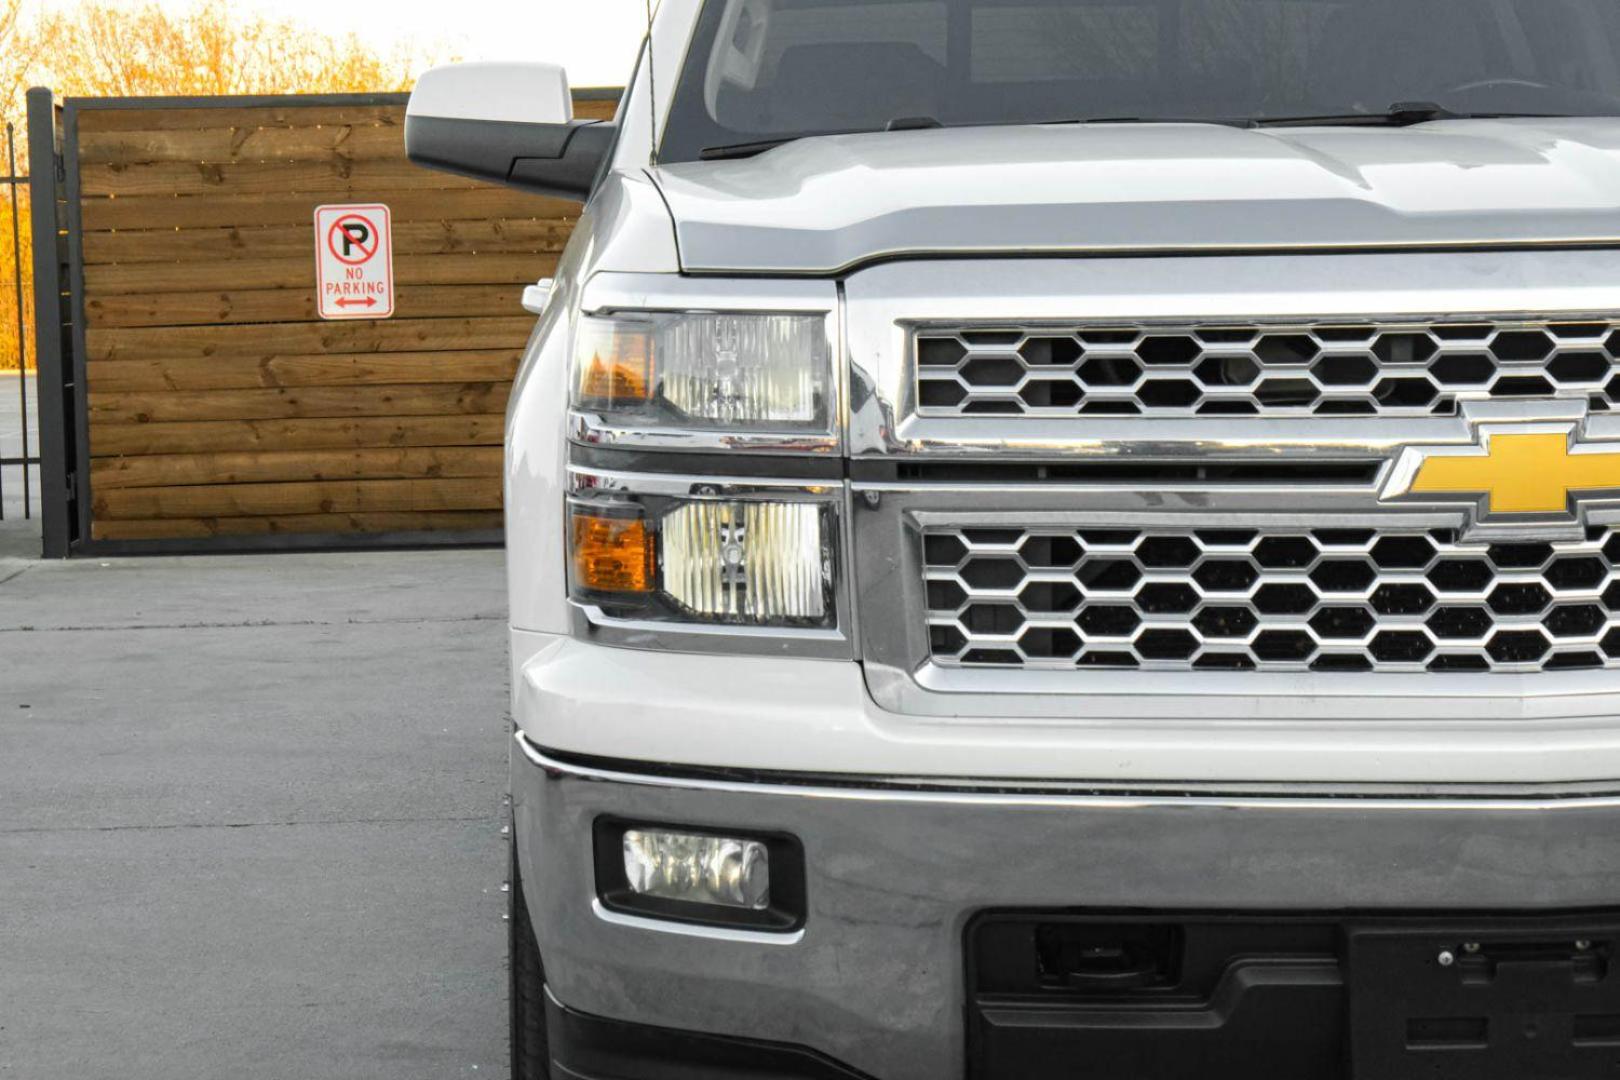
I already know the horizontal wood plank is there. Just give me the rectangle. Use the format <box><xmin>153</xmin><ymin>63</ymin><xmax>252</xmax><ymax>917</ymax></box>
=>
<box><xmin>88</xmin><ymin>350</ymin><xmax>521</xmax><ymax>391</ymax></box>
<box><xmin>81</xmin><ymin>187</ymin><xmax>581</xmax><ymax>230</ymax></box>
<box><xmin>76</xmin><ymin>104</ymin><xmax>407</xmax><ymax>133</ymax></box>
<box><xmin>78</xmin><ymin>123</ymin><xmax>409</xmax><ymax>165</ymax></box>
<box><xmin>80</xmin><ymin>157</ymin><xmax>491</xmax><ymax>197</ymax></box>
<box><xmin>90</xmin><ymin>445</ymin><xmax>503</xmax><ymax>488</ymax></box>
<box><xmin>85</xmin><ymin>253</ymin><xmax>557</xmax><ymax>294</ymax></box>
<box><xmin>82</xmin><ymin>218</ymin><xmax>573</xmax><ymax>264</ymax></box>
<box><xmin>89</xmin><ymin>382</ymin><xmax>511</xmax><ymax>423</ymax></box>
<box><xmin>91</xmin><ymin>415</ymin><xmax>506</xmax><ymax>457</ymax></box>
<box><xmin>86</xmin><ymin>317</ymin><xmax>535</xmax><ymax>361</ymax></box>
<box><xmin>73</xmin><ymin>93</ymin><xmax>614</xmax><ymax>133</ymax></box>
<box><xmin>87</xmin><ymin>284</ymin><xmax>528</xmax><ymax>327</ymax></box>
<box><xmin>92</xmin><ymin>476</ymin><xmax>504</xmax><ymax>519</ymax></box>
<box><xmin>92</xmin><ymin>510</ymin><xmax>504</xmax><ymax>541</ymax></box>
<box><xmin>573</xmin><ymin>98</ymin><xmax>619</xmax><ymax>121</ymax></box>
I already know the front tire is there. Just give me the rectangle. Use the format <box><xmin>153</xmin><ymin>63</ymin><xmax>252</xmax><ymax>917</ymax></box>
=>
<box><xmin>510</xmin><ymin>827</ymin><xmax>550</xmax><ymax>1080</ymax></box>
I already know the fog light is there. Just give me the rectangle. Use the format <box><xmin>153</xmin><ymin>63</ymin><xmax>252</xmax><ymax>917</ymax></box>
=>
<box><xmin>622</xmin><ymin>828</ymin><xmax>771</xmax><ymax>910</ymax></box>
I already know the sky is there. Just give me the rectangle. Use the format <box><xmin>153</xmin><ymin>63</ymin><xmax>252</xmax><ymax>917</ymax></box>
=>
<box><xmin>39</xmin><ymin>0</ymin><xmax>653</xmax><ymax>87</ymax></box>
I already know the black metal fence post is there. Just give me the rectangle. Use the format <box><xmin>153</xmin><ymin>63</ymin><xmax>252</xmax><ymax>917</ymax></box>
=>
<box><xmin>5</xmin><ymin>122</ymin><xmax>31</xmax><ymax>521</ymax></box>
<box><xmin>26</xmin><ymin>87</ymin><xmax>72</xmax><ymax>557</ymax></box>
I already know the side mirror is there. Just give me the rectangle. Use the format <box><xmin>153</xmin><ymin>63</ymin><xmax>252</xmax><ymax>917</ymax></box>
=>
<box><xmin>405</xmin><ymin>62</ymin><xmax>616</xmax><ymax>200</ymax></box>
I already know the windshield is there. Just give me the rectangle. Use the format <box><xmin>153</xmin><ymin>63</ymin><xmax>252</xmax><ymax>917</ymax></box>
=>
<box><xmin>659</xmin><ymin>0</ymin><xmax>1620</xmax><ymax>161</ymax></box>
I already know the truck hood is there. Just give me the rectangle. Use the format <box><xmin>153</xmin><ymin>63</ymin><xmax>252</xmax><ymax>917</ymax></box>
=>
<box><xmin>650</xmin><ymin>118</ymin><xmax>1620</xmax><ymax>274</ymax></box>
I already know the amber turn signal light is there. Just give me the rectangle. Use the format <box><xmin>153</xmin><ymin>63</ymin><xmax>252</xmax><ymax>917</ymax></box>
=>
<box><xmin>575</xmin><ymin>324</ymin><xmax>653</xmax><ymax>408</ymax></box>
<box><xmin>571</xmin><ymin>509</ymin><xmax>655</xmax><ymax>594</ymax></box>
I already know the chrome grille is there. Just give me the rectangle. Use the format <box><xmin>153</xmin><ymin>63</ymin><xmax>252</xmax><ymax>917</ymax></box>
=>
<box><xmin>915</xmin><ymin>320</ymin><xmax>1620</xmax><ymax>418</ymax></box>
<box><xmin>922</xmin><ymin>525</ymin><xmax>1620</xmax><ymax>673</ymax></box>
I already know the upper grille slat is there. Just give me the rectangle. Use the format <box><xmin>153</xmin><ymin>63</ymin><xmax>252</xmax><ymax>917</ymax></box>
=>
<box><xmin>923</xmin><ymin>525</ymin><xmax>1620</xmax><ymax>674</ymax></box>
<box><xmin>916</xmin><ymin>320</ymin><xmax>1620</xmax><ymax>418</ymax></box>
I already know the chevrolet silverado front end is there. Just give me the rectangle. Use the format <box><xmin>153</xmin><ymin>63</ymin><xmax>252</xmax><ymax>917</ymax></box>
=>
<box><xmin>406</xmin><ymin>2</ymin><xmax>1620</xmax><ymax>1076</ymax></box>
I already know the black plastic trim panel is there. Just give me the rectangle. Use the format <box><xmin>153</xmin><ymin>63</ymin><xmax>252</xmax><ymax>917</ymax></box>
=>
<box><xmin>850</xmin><ymin>459</ymin><xmax>1381</xmax><ymax>484</ymax></box>
<box><xmin>546</xmin><ymin>991</ymin><xmax>874</xmax><ymax>1080</ymax></box>
<box><xmin>404</xmin><ymin>114</ymin><xmax>615</xmax><ymax>199</ymax></box>
<box><xmin>569</xmin><ymin>444</ymin><xmax>846</xmax><ymax>479</ymax></box>
<box><xmin>967</xmin><ymin>909</ymin><xmax>1620</xmax><ymax>1080</ymax></box>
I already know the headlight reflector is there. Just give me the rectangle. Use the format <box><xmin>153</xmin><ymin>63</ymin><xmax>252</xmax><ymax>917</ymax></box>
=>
<box><xmin>571</xmin><ymin>311</ymin><xmax>831</xmax><ymax>432</ymax></box>
<box><xmin>662</xmin><ymin>501</ymin><xmax>827</xmax><ymax>622</ymax></box>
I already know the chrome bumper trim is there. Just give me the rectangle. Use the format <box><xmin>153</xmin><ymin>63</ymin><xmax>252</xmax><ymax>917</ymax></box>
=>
<box><xmin>516</xmin><ymin>731</ymin><xmax>1620</xmax><ymax>812</ymax></box>
<box><xmin>590</xmin><ymin>898</ymin><xmax>806</xmax><ymax>946</ymax></box>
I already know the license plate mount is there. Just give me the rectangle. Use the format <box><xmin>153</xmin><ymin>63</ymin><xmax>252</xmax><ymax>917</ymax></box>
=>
<box><xmin>1349</xmin><ymin>920</ymin><xmax>1620</xmax><ymax>1079</ymax></box>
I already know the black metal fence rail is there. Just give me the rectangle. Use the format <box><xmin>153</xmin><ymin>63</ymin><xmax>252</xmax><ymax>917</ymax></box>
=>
<box><xmin>1</xmin><ymin>118</ymin><xmax>39</xmax><ymax>524</ymax></box>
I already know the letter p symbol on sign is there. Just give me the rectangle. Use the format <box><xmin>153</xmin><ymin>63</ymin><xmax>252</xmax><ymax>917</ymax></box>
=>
<box><xmin>338</xmin><ymin>220</ymin><xmax>372</xmax><ymax>259</ymax></box>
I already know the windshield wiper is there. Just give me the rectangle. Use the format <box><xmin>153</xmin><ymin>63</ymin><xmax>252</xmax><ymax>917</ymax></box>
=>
<box><xmin>1056</xmin><ymin>115</ymin><xmax>1253</xmax><ymax>126</ymax></box>
<box><xmin>699</xmin><ymin>136</ymin><xmax>811</xmax><ymax>160</ymax></box>
<box><xmin>697</xmin><ymin>103</ymin><xmax>1577</xmax><ymax>158</ymax></box>
<box><xmin>699</xmin><ymin>117</ymin><xmax>947</xmax><ymax>160</ymax></box>
<box><xmin>1248</xmin><ymin>101</ymin><xmax>1569</xmax><ymax>127</ymax></box>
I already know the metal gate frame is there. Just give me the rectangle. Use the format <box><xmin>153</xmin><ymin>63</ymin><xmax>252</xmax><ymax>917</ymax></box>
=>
<box><xmin>27</xmin><ymin>87</ymin><xmax>72</xmax><ymax>557</ymax></box>
<box><xmin>25</xmin><ymin>86</ymin><xmax>616</xmax><ymax>558</ymax></box>
<box><xmin>2</xmin><ymin>114</ymin><xmax>39</xmax><ymax>527</ymax></box>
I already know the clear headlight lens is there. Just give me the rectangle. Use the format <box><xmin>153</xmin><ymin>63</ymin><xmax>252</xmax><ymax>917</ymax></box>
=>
<box><xmin>568</xmin><ymin>496</ymin><xmax>836</xmax><ymax>629</ymax></box>
<box><xmin>571</xmin><ymin>311</ymin><xmax>831</xmax><ymax>432</ymax></box>
<box><xmin>622</xmin><ymin>828</ymin><xmax>771</xmax><ymax>911</ymax></box>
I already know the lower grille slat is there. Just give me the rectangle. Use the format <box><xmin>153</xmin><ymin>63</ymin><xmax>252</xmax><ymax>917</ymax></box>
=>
<box><xmin>923</xmin><ymin>525</ymin><xmax>1620</xmax><ymax>674</ymax></box>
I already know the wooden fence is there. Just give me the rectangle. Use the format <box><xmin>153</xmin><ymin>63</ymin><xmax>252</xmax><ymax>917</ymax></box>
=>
<box><xmin>33</xmin><ymin>89</ymin><xmax>615</xmax><ymax>553</ymax></box>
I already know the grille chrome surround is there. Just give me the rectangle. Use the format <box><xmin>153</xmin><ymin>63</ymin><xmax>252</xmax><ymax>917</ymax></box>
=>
<box><xmin>845</xmin><ymin>255</ymin><xmax>1620</xmax><ymax>718</ymax></box>
<box><xmin>923</xmin><ymin>524</ymin><xmax>1620</xmax><ymax>674</ymax></box>
<box><xmin>915</xmin><ymin>320</ymin><xmax>1620</xmax><ymax>419</ymax></box>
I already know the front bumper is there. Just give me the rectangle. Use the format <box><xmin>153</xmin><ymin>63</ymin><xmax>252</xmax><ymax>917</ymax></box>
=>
<box><xmin>512</xmin><ymin>732</ymin><xmax>1620</xmax><ymax>1080</ymax></box>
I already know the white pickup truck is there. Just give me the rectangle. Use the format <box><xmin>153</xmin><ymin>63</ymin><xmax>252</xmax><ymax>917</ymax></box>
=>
<box><xmin>405</xmin><ymin>1</ymin><xmax>1620</xmax><ymax>1077</ymax></box>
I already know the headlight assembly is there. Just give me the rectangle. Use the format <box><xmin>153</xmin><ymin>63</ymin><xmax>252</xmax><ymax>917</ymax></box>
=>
<box><xmin>568</xmin><ymin>490</ymin><xmax>839</xmax><ymax>630</ymax></box>
<box><xmin>571</xmin><ymin>311</ymin><xmax>833</xmax><ymax>435</ymax></box>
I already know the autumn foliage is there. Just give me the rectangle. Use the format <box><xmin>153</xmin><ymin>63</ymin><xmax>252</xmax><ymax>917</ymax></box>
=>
<box><xmin>0</xmin><ymin>0</ymin><xmax>437</xmax><ymax>372</ymax></box>
<box><xmin>1</xmin><ymin>0</ymin><xmax>31</xmax><ymax>373</ymax></box>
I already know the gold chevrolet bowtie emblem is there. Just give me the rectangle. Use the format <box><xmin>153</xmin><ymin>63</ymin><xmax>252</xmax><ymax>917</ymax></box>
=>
<box><xmin>1410</xmin><ymin>430</ymin><xmax>1620</xmax><ymax>514</ymax></box>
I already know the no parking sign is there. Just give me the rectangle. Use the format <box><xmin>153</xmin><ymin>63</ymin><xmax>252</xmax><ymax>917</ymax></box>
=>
<box><xmin>314</xmin><ymin>203</ymin><xmax>394</xmax><ymax>320</ymax></box>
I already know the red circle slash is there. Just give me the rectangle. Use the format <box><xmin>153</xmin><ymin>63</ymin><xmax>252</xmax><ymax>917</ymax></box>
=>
<box><xmin>327</xmin><ymin>214</ymin><xmax>379</xmax><ymax>265</ymax></box>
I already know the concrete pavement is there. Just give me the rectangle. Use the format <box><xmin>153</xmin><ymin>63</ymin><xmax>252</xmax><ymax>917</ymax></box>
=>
<box><xmin>0</xmin><ymin>528</ymin><xmax>511</xmax><ymax>1078</ymax></box>
<box><xmin>0</xmin><ymin>372</ymin><xmax>37</xmax><ymax>525</ymax></box>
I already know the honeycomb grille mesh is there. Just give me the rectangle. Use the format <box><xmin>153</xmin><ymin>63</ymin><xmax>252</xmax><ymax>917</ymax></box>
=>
<box><xmin>923</xmin><ymin>525</ymin><xmax>1620</xmax><ymax>673</ymax></box>
<box><xmin>915</xmin><ymin>321</ymin><xmax>1620</xmax><ymax>417</ymax></box>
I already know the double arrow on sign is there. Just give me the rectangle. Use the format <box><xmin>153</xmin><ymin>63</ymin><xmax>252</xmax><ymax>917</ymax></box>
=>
<box><xmin>333</xmin><ymin>297</ymin><xmax>379</xmax><ymax>309</ymax></box>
